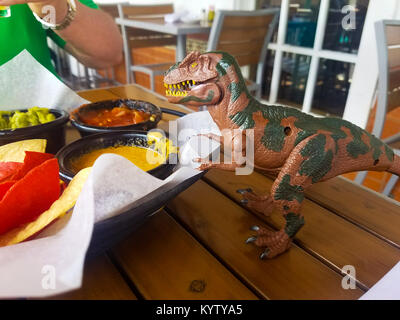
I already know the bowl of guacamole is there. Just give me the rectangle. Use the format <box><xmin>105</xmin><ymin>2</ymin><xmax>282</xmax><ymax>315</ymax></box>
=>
<box><xmin>0</xmin><ymin>107</ymin><xmax>69</xmax><ymax>154</ymax></box>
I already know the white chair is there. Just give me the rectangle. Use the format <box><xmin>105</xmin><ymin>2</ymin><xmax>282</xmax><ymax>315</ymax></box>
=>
<box><xmin>355</xmin><ymin>20</ymin><xmax>400</xmax><ymax>196</ymax></box>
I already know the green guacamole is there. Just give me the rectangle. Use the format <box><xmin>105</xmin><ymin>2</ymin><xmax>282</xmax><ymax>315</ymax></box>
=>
<box><xmin>0</xmin><ymin>107</ymin><xmax>56</xmax><ymax>130</ymax></box>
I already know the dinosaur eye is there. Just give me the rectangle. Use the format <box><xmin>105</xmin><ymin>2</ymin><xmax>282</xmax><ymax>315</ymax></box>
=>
<box><xmin>191</xmin><ymin>62</ymin><xmax>198</xmax><ymax>68</ymax></box>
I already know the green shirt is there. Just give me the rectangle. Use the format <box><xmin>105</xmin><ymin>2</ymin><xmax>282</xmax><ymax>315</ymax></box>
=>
<box><xmin>0</xmin><ymin>1</ymin><xmax>98</xmax><ymax>74</ymax></box>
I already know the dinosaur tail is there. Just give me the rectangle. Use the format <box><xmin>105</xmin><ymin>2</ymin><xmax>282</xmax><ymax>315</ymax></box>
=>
<box><xmin>388</xmin><ymin>154</ymin><xmax>400</xmax><ymax>176</ymax></box>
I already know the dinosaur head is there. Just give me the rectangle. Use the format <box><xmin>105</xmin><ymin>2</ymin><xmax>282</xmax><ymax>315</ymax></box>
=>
<box><xmin>163</xmin><ymin>51</ymin><xmax>225</xmax><ymax>106</ymax></box>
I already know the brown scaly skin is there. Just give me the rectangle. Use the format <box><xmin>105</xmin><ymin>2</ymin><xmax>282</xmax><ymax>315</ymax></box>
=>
<box><xmin>164</xmin><ymin>51</ymin><xmax>400</xmax><ymax>259</ymax></box>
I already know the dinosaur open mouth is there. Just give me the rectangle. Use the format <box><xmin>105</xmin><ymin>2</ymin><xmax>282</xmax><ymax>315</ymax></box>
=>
<box><xmin>164</xmin><ymin>80</ymin><xmax>197</xmax><ymax>97</ymax></box>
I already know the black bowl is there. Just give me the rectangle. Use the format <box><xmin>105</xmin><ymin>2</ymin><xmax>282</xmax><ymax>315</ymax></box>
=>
<box><xmin>55</xmin><ymin>130</ymin><xmax>178</xmax><ymax>182</ymax></box>
<box><xmin>70</xmin><ymin>99</ymin><xmax>162</xmax><ymax>137</ymax></box>
<box><xmin>0</xmin><ymin>109</ymin><xmax>69</xmax><ymax>154</ymax></box>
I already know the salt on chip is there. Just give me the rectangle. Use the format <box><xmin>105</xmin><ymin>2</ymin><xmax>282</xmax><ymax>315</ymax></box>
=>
<box><xmin>0</xmin><ymin>168</ymin><xmax>91</xmax><ymax>247</ymax></box>
<box><xmin>0</xmin><ymin>139</ymin><xmax>47</xmax><ymax>162</ymax></box>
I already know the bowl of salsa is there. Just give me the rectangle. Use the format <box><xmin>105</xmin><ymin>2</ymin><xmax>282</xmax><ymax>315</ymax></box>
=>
<box><xmin>70</xmin><ymin>99</ymin><xmax>162</xmax><ymax>137</ymax></box>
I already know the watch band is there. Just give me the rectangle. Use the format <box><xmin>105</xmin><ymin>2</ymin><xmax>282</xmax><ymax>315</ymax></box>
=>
<box><xmin>32</xmin><ymin>0</ymin><xmax>77</xmax><ymax>31</ymax></box>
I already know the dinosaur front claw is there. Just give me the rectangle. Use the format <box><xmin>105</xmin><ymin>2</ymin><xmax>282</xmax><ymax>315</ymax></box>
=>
<box><xmin>260</xmin><ymin>248</ymin><xmax>270</xmax><ymax>260</ymax></box>
<box><xmin>237</xmin><ymin>188</ymin><xmax>253</xmax><ymax>195</ymax></box>
<box><xmin>245</xmin><ymin>236</ymin><xmax>257</xmax><ymax>244</ymax></box>
<box><xmin>193</xmin><ymin>157</ymin><xmax>214</xmax><ymax>171</ymax></box>
<box><xmin>250</xmin><ymin>225</ymin><xmax>260</xmax><ymax>231</ymax></box>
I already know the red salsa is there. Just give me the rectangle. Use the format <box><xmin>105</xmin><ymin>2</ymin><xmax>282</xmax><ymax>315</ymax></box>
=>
<box><xmin>79</xmin><ymin>106</ymin><xmax>151</xmax><ymax>127</ymax></box>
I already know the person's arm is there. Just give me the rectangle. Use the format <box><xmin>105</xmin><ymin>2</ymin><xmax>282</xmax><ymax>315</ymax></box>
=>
<box><xmin>0</xmin><ymin>0</ymin><xmax>123</xmax><ymax>68</ymax></box>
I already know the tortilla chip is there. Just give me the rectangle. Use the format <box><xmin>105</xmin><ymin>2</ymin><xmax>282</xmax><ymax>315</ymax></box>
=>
<box><xmin>0</xmin><ymin>139</ymin><xmax>47</xmax><ymax>162</ymax></box>
<box><xmin>0</xmin><ymin>168</ymin><xmax>91</xmax><ymax>247</ymax></box>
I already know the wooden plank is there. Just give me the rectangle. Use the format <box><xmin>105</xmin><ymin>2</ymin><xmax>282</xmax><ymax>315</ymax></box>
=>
<box><xmin>203</xmin><ymin>170</ymin><xmax>400</xmax><ymax>289</ymax></box>
<box><xmin>128</xmin><ymin>36</ymin><xmax>176</xmax><ymax>49</ymax></box>
<box><xmin>217</xmin><ymin>41</ymin><xmax>264</xmax><ymax>57</ymax></box>
<box><xmin>222</xmin><ymin>14</ymin><xmax>275</xmax><ymax>29</ymax></box>
<box><xmin>388</xmin><ymin>47</ymin><xmax>400</xmax><ymax>69</ymax></box>
<box><xmin>122</xmin><ymin>4</ymin><xmax>173</xmax><ymax>17</ymax></box>
<box><xmin>235</xmin><ymin>53</ymin><xmax>262</xmax><ymax>67</ymax></box>
<box><xmin>219</xmin><ymin>27</ymin><xmax>267</xmax><ymax>42</ymax></box>
<box><xmin>167</xmin><ymin>180</ymin><xmax>364</xmax><ymax>299</ymax></box>
<box><xmin>49</xmin><ymin>255</ymin><xmax>137</xmax><ymax>300</ymax></box>
<box><xmin>111</xmin><ymin>211</ymin><xmax>258</xmax><ymax>300</ymax></box>
<box><xmin>305</xmin><ymin>176</ymin><xmax>400</xmax><ymax>247</ymax></box>
<box><xmin>386</xmin><ymin>25</ymin><xmax>400</xmax><ymax>46</ymax></box>
<box><xmin>77</xmin><ymin>88</ymin><xmax>121</xmax><ymax>102</ymax></box>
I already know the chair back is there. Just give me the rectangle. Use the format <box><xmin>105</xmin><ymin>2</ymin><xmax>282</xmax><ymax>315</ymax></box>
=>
<box><xmin>373</xmin><ymin>20</ymin><xmax>400</xmax><ymax>138</ymax></box>
<box><xmin>121</xmin><ymin>3</ymin><xmax>174</xmax><ymax>17</ymax></box>
<box><xmin>118</xmin><ymin>3</ymin><xmax>176</xmax><ymax>49</ymax></box>
<box><xmin>98</xmin><ymin>3</ymin><xmax>126</xmax><ymax>18</ymax></box>
<box><xmin>206</xmin><ymin>9</ymin><xmax>279</xmax><ymax>88</ymax></box>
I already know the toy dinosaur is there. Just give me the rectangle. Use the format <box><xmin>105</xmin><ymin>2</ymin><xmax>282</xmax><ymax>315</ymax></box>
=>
<box><xmin>163</xmin><ymin>51</ymin><xmax>400</xmax><ymax>259</ymax></box>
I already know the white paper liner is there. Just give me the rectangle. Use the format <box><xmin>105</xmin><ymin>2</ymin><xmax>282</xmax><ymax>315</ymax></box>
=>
<box><xmin>0</xmin><ymin>50</ymin><xmax>88</xmax><ymax>111</ymax></box>
<box><xmin>359</xmin><ymin>261</ymin><xmax>400</xmax><ymax>300</ymax></box>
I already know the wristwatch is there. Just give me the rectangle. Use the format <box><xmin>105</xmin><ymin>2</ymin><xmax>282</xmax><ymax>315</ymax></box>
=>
<box><xmin>32</xmin><ymin>0</ymin><xmax>77</xmax><ymax>30</ymax></box>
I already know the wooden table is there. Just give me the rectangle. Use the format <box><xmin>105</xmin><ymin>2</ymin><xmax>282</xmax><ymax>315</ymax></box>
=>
<box><xmin>54</xmin><ymin>84</ymin><xmax>400</xmax><ymax>300</ymax></box>
<box><xmin>116</xmin><ymin>16</ymin><xmax>211</xmax><ymax>61</ymax></box>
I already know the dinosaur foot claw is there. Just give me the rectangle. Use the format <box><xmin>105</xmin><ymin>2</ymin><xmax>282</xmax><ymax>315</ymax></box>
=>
<box><xmin>246</xmin><ymin>227</ymin><xmax>291</xmax><ymax>259</ymax></box>
<box><xmin>237</xmin><ymin>189</ymin><xmax>273</xmax><ymax>217</ymax></box>
<box><xmin>250</xmin><ymin>225</ymin><xmax>260</xmax><ymax>231</ymax></box>
<box><xmin>260</xmin><ymin>248</ymin><xmax>270</xmax><ymax>260</ymax></box>
<box><xmin>237</xmin><ymin>188</ymin><xmax>253</xmax><ymax>195</ymax></box>
<box><xmin>245</xmin><ymin>236</ymin><xmax>257</xmax><ymax>244</ymax></box>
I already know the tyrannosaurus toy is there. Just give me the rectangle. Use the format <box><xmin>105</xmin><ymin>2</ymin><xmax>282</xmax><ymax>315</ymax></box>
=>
<box><xmin>163</xmin><ymin>51</ymin><xmax>400</xmax><ymax>259</ymax></box>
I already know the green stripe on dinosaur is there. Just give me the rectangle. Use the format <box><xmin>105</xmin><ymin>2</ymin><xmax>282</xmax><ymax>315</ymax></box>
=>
<box><xmin>210</xmin><ymin>51</ymin><xmax>251</xmax><ymax>103</ymax></box>
<box><xmin>299</xmin><ymin>134</ymin><xmax>334</xmax><ymax>183</ymax></box>
<box><xmin>284</xmin><ymin>212</ymin><xmax>305</xmax><ymax>237</ymax></box>
<box><xmin>261</xmin><ymin>120</ymin><xmax>286</xmax><ymax>152</ymax></box>
<box><xmin>274</xmin><ymin>174</ymin><xmax>304</xmax><ymax>203</ymax></box>
<box><xmin>385</xmin><ymin>144</ymin><xmax>395</xmax><ymax>162</ymax></box>
<box><xmin>178</xmin><ymin>91</ymin><xmax>215</xmax><ymax>104</ymax></box>
<box><xmin>229</xmin><ymin>98</ymin><xmax>260</xmax><ymax>129</ymax></box>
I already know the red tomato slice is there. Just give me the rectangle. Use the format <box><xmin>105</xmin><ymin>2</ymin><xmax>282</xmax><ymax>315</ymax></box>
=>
<box><xmin>0</xmin><ymin>158</ymin><xmax>60</xmax><ymax>235</ymax></box>
<box><xmin>0</xmin><ymin>181</ymin><xmax>16</xmax><ymax>202</ymax></box>
<box><xmin>0</xmin><ymin>162</ymin><xmax>23</xmax><ymax>183</ymax></box>
<box><xmin>10</xmin><ymin>151</ymin><xmax>54</xmax><ymax>181</ymax></box>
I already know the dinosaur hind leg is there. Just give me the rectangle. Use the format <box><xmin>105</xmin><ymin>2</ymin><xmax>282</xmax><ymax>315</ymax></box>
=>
<box><xmin>247</xmin><ymin>133</ymin><xmax>336</xmax><ymax>259</ymax></box>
